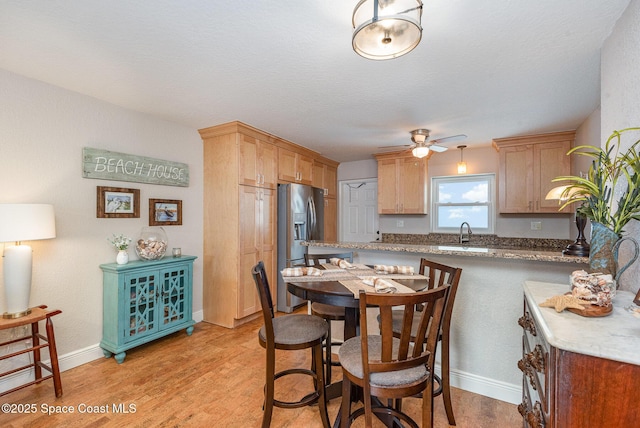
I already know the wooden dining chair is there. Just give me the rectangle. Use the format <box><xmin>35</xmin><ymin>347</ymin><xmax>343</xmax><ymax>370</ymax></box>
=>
<box><xmin>251</xmin><ymin>261</ymin><xmax>331</xmax><ymax>428</ymax></box>
<box><xmin>390</xmin><ymin>258</ymin><xmax>463</xmax><ymax>426</ymax></box>
<box><xmin>304</xmin><ymin>251</ymin><xmax>353</xmax><ymax>384</ymax></box>
<box><xmin>339</xmin><ymin>285</ymin><xmax>450</xmax><ymax>428</ymax></box>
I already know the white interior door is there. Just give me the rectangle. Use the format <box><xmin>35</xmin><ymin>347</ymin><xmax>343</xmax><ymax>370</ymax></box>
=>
<box><xmin>340</xmin><ymin>179</ymin><xmax>379</xmax><ymax>242</ymax></box>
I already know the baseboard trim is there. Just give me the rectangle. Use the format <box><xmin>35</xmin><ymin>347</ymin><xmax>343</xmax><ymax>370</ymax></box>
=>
<box><xmin>439</xmin><ymin>362</ymin><xmax>522</xmax><ymax>404</ymax></box>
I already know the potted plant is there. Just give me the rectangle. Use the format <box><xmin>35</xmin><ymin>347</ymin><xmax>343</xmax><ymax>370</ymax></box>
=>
<box><xmin>553</xmin><ymin>127</ymin><xmax>640</xmax><ymax>278</ymax></box>
<box><xmin>108</xmin><ymin>233</ymin><xmax>132</xmax><ymax>265</ymax></box>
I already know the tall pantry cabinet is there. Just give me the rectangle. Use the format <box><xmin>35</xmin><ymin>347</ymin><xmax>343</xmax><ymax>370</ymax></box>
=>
<box><xmin>200</xmin><ymin>122</ymin><xmax>277</xmax><ymax>328</ymax></box>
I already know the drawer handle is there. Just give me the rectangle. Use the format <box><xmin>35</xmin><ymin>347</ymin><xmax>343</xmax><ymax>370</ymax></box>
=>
<box><xmin>518</xmin><ymin>313</ymin><xmax>537</xmax><ymax>336</ymax></box>
<box><xmin>518</xmin><ymin>344</ymin><xmax>545</xmax><ymax>390</ymax></box>
<box><xmin>518</xmin><ymin>401</ymin><xmax>544</xmax><ymax>427</ymax></box>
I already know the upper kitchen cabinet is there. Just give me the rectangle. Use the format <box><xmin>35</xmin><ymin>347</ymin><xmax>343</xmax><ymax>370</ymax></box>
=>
<box><xmin>313</xmin><ymin>158</ymin><xmax>339</xmax><ymax>242</ymax></box>
<box><xmin>493</xmin><ymin>131</ymin><xmax>575</xmax><ymax>214</ymax></box>
<box><xmin>312</xmin><ymin>160</ymin><xmax>338</xmax><ymax>199</ymax></box>
<box><xmin>374</xmin><ymin>151</ymin><xmax>428</xmax><ymax>214</ymax></box>
<box><xmin>239</xmin><ymin>133</ymin><xmax>277</xmax><ymax>188</ymax></box>
<box><xmin>278</xmin><ymin>145</ymin><xmax>313</xmax><ymax>185</ymax></box>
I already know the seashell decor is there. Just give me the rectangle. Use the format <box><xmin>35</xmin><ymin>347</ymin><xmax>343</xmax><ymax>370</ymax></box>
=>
<box><xmin>135</xmin><ymin>227</ymin><xmax>168</xmax><ymax>260</ymax></box>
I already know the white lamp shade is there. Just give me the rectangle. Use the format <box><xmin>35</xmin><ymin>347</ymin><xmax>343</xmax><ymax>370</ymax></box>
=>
<box><xmin>0</xmin><ymin>204</ymin><xmax>56</xmax><ymax>242</ymax></box>
<box><xmin>1</xmin><ymin>204</ymin><xmax>55</xmax><ymax>317</ymax></box>
<box><xmin>352</xmin><ymin>0</ymin><xmax>423</xmax><ymax>60</ymax></box>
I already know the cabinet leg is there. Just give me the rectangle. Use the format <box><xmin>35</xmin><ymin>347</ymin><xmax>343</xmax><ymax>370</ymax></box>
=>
<box><xmin>102</xmin><ymin>348</ymin><xmax>113</xmax><ymax>359</ymax></box>
<box><xmin>186</xmin><ymin>325</ymin><xmax>194</xmax><ymax>336</ymax></box>
<box><xmin>114</xmin><ymin>352</ymin><xmax>126</xmax><ymax>364</ymax></box>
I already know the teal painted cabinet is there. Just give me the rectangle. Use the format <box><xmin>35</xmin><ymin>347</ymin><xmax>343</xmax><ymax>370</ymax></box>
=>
<box><xmin>100</xmin><ymin>256</ymin><xmax>196</xmax><ymax>363</ymax></box>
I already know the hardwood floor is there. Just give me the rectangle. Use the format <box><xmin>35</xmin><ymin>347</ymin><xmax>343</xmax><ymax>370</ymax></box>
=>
<box><xmin>3</xmin><ymin>313</ymin><xmax>522</xmax><ymax>427</ymax></box>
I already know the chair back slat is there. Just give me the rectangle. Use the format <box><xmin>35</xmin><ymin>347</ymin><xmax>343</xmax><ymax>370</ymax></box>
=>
<box><xmin>360</xmin><ymin>285</ymin><xmax>449</xmax><ymax>377</ymax></box>
<box><xmin>304</xmin><ymin>252</ymin><xmax>353</xmax><ymax>266</ymax></box>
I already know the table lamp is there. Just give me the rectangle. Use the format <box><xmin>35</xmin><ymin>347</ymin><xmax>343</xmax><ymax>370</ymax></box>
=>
<box><xmin>545</xmin><ymin>186</ymin><xmax>590</xmax><ymax>256</ymax></box>
<box><xmin>0</xmin><ymin>204</ymin><xmax>56</xmax><ymax>318</ymax></box>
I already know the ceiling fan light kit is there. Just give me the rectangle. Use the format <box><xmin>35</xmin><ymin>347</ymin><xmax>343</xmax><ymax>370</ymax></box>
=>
<box><xmin>352</xmin><ymin>0</ymin><xmax>423</xmax><ymax>60</ymax></box>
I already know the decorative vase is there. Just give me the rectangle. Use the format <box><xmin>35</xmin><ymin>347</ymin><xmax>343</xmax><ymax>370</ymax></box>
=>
<box><xmin>589</xmin><ymin>221</ymin><xmax>639</xmax><ymax>280</ymax></box>
<box><xmin>116</xmin><ymin>250</ymin><xmax>129</xmax><ymax>265</ymax></box>
<box><xmin>135</xmin><ymin>226</ymin><xmax>168</xmax><ymax>261</ymax></box>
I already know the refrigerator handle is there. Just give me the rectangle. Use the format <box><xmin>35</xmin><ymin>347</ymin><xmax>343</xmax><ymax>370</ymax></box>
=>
<box><xmin>307</xmin><ymin>197</ymin><xmax>317</xmax><ymax>241</ymax></box>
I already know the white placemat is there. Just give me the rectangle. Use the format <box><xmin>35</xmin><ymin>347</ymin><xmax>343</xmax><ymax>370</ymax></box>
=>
<box><xmin>339</xmin><ymin>278</ymin><xmax>416</xmax><ymax>298</ymax></box>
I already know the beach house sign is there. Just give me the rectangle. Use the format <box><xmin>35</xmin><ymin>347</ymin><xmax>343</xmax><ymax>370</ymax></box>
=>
<box><xmin>82</xmin><ymin>147</ymin><xmax>189</xmax><ymax>187</ymax></box>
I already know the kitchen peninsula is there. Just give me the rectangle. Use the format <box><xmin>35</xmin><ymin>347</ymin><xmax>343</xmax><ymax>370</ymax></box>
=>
<box><xmin>304</xmin><ymin>237</ymin><xmax>588</xmax><ymax>404</ymax></box>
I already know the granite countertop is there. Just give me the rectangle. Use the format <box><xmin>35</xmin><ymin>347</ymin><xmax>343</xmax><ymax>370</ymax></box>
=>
<box><xmin>304</xmin><ymin>240</ymin><xmax>589</xmax><ymax>264</ymax></box>
<box><xmin>523</xmin><ymin>281</ymin><xmax>640</xmax><ymax>366</ymax></box>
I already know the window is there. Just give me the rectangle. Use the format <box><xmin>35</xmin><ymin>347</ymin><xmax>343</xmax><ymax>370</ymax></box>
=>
<box><xmin>431</xmin><ymin>174</ymin><xmax>495</xmax><ymax>234</ymax></box>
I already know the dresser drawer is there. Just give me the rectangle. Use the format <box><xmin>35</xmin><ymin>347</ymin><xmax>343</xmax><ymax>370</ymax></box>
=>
<box><xmin>519</xmin><ymin>299</ymin><xmax>549</xmax><ymax>420</ymax></box>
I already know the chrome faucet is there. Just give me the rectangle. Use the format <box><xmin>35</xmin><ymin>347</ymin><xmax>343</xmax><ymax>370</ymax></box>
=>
<box><xmin>459</xmin><ymin>222</ymin><xmax>472</xmax><ymax>244</ymax></box>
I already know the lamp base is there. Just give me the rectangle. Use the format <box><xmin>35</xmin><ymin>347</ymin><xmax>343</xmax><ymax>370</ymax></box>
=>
<box><xmin>2</xmin><ymin>308</ymin><xmax>32</xmax><ymax>319</ymax></box>
<box><xmin>562</xmin><ymin>239</ymin><xmax>590</xmax><ymax>257</ymax></box>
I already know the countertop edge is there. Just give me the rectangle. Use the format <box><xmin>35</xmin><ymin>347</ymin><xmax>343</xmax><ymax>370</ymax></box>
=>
<box><xmin>523</xmin><ymin>280</ymin><xmax>640</xmax><ymax>366</ymax></box>
<box><xmin>305</xmin><ymin>241</ymin><xmax>588</xmax><ymax>264</ymax></box>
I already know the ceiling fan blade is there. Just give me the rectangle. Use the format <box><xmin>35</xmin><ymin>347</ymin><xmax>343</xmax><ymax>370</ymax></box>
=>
<box><xmin>431</xmin><ymin>134</ymin><xmax>468</xmax><ymax>144</ymax></box>
<box><xmin>429</xmin><ymin>144</ymin><xmax>449</xmax><ymax>153</ymax></box>
<box><xmin>377</xmin><ymin>144</ymin><xmax>411</xmax><ymax>149</ymax></box>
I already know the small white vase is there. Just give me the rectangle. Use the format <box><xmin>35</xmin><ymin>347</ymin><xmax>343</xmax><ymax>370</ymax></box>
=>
<box><xmin>116</xmin><ymin>250</ymin><xmax>129</xmax><ymax>265</ymax></box>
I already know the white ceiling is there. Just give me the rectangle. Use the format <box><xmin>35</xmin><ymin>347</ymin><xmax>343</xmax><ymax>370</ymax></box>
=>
<box><xmin>0</xmin><ymin>1</ymin><xmax>631</xmax><ymax>162</ymax></box>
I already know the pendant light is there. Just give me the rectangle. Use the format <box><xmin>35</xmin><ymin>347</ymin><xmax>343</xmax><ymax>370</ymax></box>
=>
<box><xmin>352</xmin><ymin>0</ymin><xmax>423</xmax><ymax>60</ymax></box>
<box><xmin>457</xmin><ymin>145</ymin><xmax>467</xmax><ymax>174</ymax></box>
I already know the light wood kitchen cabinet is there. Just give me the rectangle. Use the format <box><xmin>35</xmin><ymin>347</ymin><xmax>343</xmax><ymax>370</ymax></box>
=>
<box><xmin>493</xmin><ymin>131</ymin><xmax>574</xmax><ymax>214</ymax></box>
<box><xmin>323</xmin><ymin>197</ymin><xmax>338</xmax><ymax>242</ymax></box>
<box><xmin>239</xmin><ymin>186</ymin><xmax>275</xmax><ymax>319</ymax></box>
<box><xmin>312</xmin><ymin>161</ymin><xmax>338</xmax><ymax>198</ymax></box>
<box><xmin>520</xmin><ymin>281</ymin><xmax>640</xmax><ymax>427</ymax></box>
<box><xmin>278</xmin><ymin>147</ymin><xmax>313</xmax><ymax>185</ymax></box>
<box><xmin>199</xmin><ymin>121</ymin><xmax>277</xmax><ymax>328</ymax></box>
<box><xmin>374</xmin><ymin>152</ymin><xmax>428</xmax><ymax>214</ymax></box>
<box><xmin>199</xmin><ymin>121</ymin><xmax>339</xmax><ymax>327</ymax></box>
<box><xmin>239</xmin><ymin>133</ymin><xmax>277</xmax><ymax>189</ymax></box>
<box><xmin>313</xmin><ymin>159</ymin><xmax>339</xmax><ymax>241</ymax></box>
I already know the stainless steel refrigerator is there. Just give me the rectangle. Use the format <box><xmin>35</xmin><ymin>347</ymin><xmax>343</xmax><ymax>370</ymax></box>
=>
<box><xmin>277</xmin><ymin>183</ymin><xmax>324</xmax><ymax>312</ymax></box>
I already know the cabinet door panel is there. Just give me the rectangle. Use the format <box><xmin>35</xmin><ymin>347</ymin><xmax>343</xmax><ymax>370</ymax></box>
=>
<box><xmin>325</xmin><ymin>165</ymin><xmax>337</xmax><ymax>198</ymax></box>
<box><xmin>500</xmin><ymin>145</ymin><xmax>534</xmax><ymax>213</ymax></box>
<box><xmin>297</xmin><ymin>154</ymin><xmax>314</xmax><ymax>185</ymax></box>
<box><xmin>124</xmin><ymin>271</ymin><xmax>159</xmax><ymax>342</ymax></box>
<box><xmin>159</xmin><ymin>266</ymin><xmax>188</xmax><ymax>329</ymax></box>
<box><xmin>377</xmin><ymin>158</ymin><xmax>398</xmax><ymax>214</ymax></box>
<box><xmin>400</xmin><ymin>157</ymin><xmax>427</xmax><ymax>214</ymax></box>
<box><xmin>238</xmin><ymin>186</ymin><xmax>260</xmax><ymax>318</ymax></box>
<box><xmin>324</xmin><ymin>197</ymin><xmax>338</xmax><ymax>242</ymax></box>
<box><xmin>239</xmin><ymin>135</ymin><xmax>259</xmax><ymax>187</ymax></box>
<box><xmin>536</xmin><ymin>141</ymin><xmax>571</xmax><ymax>212</ymax></box>
<box><xmin>259</xmin><ymin>141</ymin><xmax>277</xmax><ymax>189</ymax></box>
<box><xmin>278</xmin><ymin>148</ymin><xmax>298</xmax><ymax>182</ymax></box>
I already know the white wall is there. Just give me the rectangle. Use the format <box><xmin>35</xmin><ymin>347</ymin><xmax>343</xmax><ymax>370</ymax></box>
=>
<box><xmin>0</xmin><ymin>70</ymin><xmax>204</xmax><ymax>377</ymax></box>
<box><xmin>600</xmin><ymin>0</ymin><xmax>640</xmax><ymax>293</ymax></box>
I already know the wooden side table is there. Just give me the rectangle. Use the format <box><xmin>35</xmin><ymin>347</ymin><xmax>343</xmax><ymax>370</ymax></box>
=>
<box><xmin>0</xmin><ymin>305</ymin><xmax>63</xmax><ymax>397</ymax></box>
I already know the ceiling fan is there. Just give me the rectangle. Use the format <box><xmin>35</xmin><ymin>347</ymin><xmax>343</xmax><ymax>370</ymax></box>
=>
<box><xmin>378</xmin><ymin>129</ymin><xmax>468</xmax><ymax>158</ymax></box>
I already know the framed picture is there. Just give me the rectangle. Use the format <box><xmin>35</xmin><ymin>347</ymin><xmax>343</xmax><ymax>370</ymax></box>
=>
<box><xmin>97</xmin><ymin>186</ymin><xmax>140</xmax><ymax>218</ymax></box>
<box><xmin>149</xmin><ymin>199</ymin><xmax>182</xmax><ymax>226</ymax></box>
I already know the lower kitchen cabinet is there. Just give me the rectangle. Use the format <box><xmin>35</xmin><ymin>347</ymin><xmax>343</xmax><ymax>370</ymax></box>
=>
<box><xmin>520</xmin><ymin>281</ymin><xmax>640</xmax><ymax>427</ymax></box>
<box><xmin>100</xmin><ymin>256</ymin><xmax>196</xmax><ymax>364</ymax></box>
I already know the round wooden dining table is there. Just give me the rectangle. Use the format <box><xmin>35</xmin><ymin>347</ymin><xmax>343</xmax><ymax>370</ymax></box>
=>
<box><xmin>287</xmin><ymin>277</ymin><xmax>429</xmax><ymax>339</ymax></box>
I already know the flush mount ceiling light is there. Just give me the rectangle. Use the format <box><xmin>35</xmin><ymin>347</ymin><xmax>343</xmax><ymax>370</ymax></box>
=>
<box><xmin>352</xmin><ymin>0</ymin><xmax>423</xmax><ymax>60</ymax></box>
<box><xmin>457</xmin><ymin>145</ymin><xmax>467</xmax><ymax>174</ymax></box>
